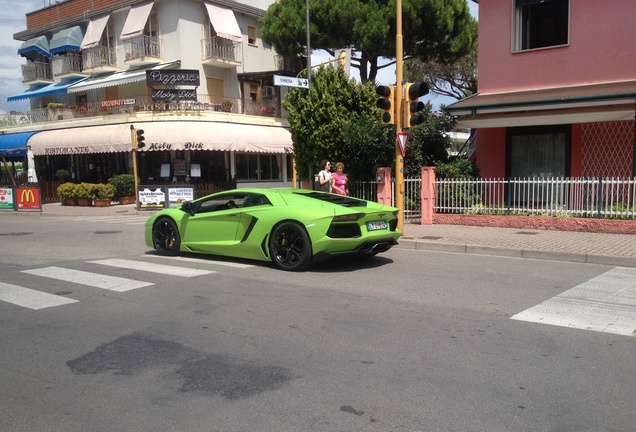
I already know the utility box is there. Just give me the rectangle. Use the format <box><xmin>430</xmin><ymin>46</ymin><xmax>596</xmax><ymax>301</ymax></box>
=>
<box><xmin>376</xmin><ymin>167</ymin><xmax>392</xmax><ymax>205</ymax></box>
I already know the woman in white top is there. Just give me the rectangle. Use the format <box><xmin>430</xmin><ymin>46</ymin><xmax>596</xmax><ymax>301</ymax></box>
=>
<box><xmin>317</xmin><ymin>159</ymin><xmax>332</xmax><ymax>192</ymax></box>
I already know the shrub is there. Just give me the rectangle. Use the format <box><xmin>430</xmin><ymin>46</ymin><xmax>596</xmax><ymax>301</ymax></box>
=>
<box><xmin>55</xmin><ymin>169</ymin><xmax>70</xmax><ymax>182</ymax></box>
<box><xmin>95</xmin><ymin>183</ymin><xmax>116</xmax><ymax>199</ymax></box>
<box><xmin>76</xmin><ymin>182</ymin><xmax>97</xmax><ymax>200</ymax></box>
<box><xmin>57</xmin><ymin>182</ymin><xmax>77</xmax><ymax>200</ymax></box>
<box><xmin>108</xmin><ymin>174</ymin><xmax>135</xmax><ymax>197</ymax></box>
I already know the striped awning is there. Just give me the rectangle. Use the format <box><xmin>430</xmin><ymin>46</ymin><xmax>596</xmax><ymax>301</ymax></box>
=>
<box><xmin>120</xmin><ymin>2</ymin><xmax>154</xmax><ymax>40</ymax></box>
<box><xmin>0</xmin><ymin>132</ymin><xmax>39</xmax><ymax>157</ymax></box>
<box><xmin>67</xmin><ymin>61</ymin><xmax>178</xmax><ymax>93</ymax></box>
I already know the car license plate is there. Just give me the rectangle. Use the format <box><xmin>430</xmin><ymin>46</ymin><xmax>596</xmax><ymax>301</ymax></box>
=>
<box><xmin>367</xmin><ymin>221</ymin><xmax>388</xmax><ymax>231</ymax></box>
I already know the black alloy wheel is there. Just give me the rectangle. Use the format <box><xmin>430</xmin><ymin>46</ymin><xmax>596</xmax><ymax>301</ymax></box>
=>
<box><xmin>153</xmin><ymin>218</ymin><xmax>181</xmax><ymax>256</ymax></box>
<box><xmin>269</xmin><ymin>222</ymin><xmax>312</xmax><ymax>271</ymax></box>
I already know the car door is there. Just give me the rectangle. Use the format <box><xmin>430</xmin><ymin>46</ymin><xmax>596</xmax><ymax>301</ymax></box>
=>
<box><xmin>180</xmin><ymin>194</ymin><xmax>244</xmax><ymax>253</ymax></box>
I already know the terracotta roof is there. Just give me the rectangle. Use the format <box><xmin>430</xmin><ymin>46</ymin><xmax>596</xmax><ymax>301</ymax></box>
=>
<box><xmin>447</xmin><ymin>80</ymin><xmax>636</xmax><ymax>111</ymax></box>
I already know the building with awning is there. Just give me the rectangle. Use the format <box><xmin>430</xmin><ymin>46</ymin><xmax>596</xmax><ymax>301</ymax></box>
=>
<box><xmin>446</xmin><ymin>0</ymin><xmax>636</xmax><ymax>180</ymax></box>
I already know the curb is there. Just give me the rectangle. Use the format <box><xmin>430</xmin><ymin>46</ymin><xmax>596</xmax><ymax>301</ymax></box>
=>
<box><xmin>395</xmin><ymin>238</ymin><xmax>636</xmax><ymax>268</ymax></box>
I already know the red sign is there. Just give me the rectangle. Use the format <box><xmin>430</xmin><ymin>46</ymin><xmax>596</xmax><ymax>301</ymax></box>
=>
<box><xmin>16</xmin><ymin>187</ymin><xmax>41</xmax><ymax>210</ymax></box>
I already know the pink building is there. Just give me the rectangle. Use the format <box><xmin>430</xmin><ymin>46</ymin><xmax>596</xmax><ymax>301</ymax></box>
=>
<box><xmin>447</xmin><ymin>0</ymin><xmax>636</xmax><ymax>179</ymax></box>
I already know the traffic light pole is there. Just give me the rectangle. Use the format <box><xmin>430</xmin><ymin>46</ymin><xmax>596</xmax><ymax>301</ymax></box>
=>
<box><xmin>395</xmin><ymin>0</ymin><xmax>405</xmax><ymax>232</ymax></box>
<box><xmin>130</xmin><ymin>125</ymin><xmax>139</xmax><ymax>200</ymax></box>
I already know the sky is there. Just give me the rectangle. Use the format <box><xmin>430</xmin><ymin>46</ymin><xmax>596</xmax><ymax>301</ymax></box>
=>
<box><xmin>0</xmin><ymin>0</ymin><xmax>478</xmax><ymax>114</ymax></box>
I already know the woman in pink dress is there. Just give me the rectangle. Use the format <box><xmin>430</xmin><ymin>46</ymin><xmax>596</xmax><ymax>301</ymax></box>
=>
<box><xmin>331</xmin><ymin>162</ymin><xmax>349</xmax><ymax>196</ymax></box>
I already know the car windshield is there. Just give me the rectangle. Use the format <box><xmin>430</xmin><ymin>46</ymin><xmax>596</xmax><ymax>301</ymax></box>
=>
<box><xmin>296</xmin><ymin>191</ymin><xmax>368</xmax><ymax>207</ymax></box>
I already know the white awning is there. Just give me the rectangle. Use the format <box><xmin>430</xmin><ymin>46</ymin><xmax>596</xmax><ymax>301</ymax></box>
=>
<box><xmin>29</xmin><ymin>122</ymin><xmax>292</xmax><ymax>156</ymax></box>
<box><xmin>204</xmin><ymin>3</ymin><xmax>243</xmax><ymax>43</ymax></box>
<box><xmin>67</xmin><ymin>61</ymin><xmax>178</xmax><ymax>92</ymax></box>
<box><xmin>143</xmin><ymin>121</ymin><xmax>291</xmax><ymax>153</ymax></box>
<box><xmin>120</xmin><ymin>2</ymin><xmax>154</xmax><ymax>41</ymax></box>
<box><xmin>81</xmin><ymin>15</ymin><xmax>110</xmax><ymax>49</ymax></box>
<box><xmin>29</xmin><ymin>124</ymin><xmax>132</xmax><ymax>156</ymax></box>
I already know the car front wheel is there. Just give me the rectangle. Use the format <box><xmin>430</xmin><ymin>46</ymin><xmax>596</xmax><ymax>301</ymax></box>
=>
<box><xmin>153</xmin><ymin>218</ymin><xmax>181</xmax><ymax>256</ymax></box>
<box><xmin>269</xmin><ymin>222</ymin><xmax>312</xmax><ymax>271</ymax></box>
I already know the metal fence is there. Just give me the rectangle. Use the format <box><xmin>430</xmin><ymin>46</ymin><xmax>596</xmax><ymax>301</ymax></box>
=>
<box><xmin>350</xmin><ymin>177</ymin><xmax>636</xmax><ymax>221</ymax></box>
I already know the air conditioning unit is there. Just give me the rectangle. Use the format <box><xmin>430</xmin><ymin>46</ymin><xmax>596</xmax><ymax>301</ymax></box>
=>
<box><xmin>261</xmin><ymin>86</ymin><xmax>276</xmax><ymax>98</ymax></box>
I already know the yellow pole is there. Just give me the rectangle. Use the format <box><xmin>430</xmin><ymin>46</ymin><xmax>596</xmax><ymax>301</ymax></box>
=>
<box><xmin>395</xmin><ymin>0</ymin><xmax>404</xmax><ymax>231</ymax></box>
<box><xmin>130</xmin><ymin>125</ymin><xmax>139</xmax><ymax>199</ymax></box>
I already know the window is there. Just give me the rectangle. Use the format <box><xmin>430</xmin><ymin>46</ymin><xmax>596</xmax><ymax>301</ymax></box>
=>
<box><xmin>514</xmin><ymin>0</ymin><xmax>568</xmax><ymax>51</ymax></box>
<box><xmin>235</xmin><ymin>153</ymin><xmax>282</xmax><ymax>181</ymax></box>
<box><xmin>250</xmin><ymin>84</ymin><xmax>258</xmax><ymax>102</ymax></box>
<box><xmin>248</xmin><ymin>26</ymin><xmax>257</xmax><ymax>46</ymax></box>
<box><xmin>144</xmin><ymin>13</ymin><xmax>159</xmax><ymax>38</ymax></box>
<box><xmin>508</xmin><ymin>126</ymin><xmax>569</xmax><ymax>178</ymax></box>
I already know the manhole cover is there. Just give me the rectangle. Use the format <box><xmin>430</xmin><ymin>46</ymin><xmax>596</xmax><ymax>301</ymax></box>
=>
<box><xmin>0</xmin><ymin>232</ymin><xmax>32</xmax><ymax>236</ymax></box>
<box><xmin>515</xmin><ymin>231</ymin><xmax>539</xmax><ymax>235</ymax></box>
<box><xmin>94</xmin><ymin>230</ymin><xmax>123</xmax><ymax>235</ymax></box>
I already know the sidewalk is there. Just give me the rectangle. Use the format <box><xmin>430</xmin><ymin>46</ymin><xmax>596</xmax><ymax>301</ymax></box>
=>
<box><xmin>18</xmin><ymin>203</ymin><xmax>636</xmax><ymax>268</ymax></box>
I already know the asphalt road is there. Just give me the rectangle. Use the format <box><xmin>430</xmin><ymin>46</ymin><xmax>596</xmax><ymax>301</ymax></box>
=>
<box><xmin>0</xmin><ymin>214</ymin><xmax>634</xmax><ymax>432</ymax></box>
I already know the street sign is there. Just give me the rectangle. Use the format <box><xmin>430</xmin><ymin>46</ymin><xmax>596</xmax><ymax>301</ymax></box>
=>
<box><xmin>397</xmin><ymin>131</ymin><xmax>409</xmax><ymax>157</ymax></box>
<box><xmin>273</xmin><ymin>75</ymin><xmax>309</xmax><ymax>89</ymax></box>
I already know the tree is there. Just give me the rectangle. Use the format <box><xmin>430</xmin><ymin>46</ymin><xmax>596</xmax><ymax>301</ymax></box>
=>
<box><xmin>404</xmin><ymin>35</ymin><xmax>478</xmax><ymax>100</ymax></box>
<box><xmin>260</xmin><ymin>0</ymin><xmax>476</xmax><ymax>82</ymax></box>
<box><xmin>283</xmin><ymin>65</ymin><xmax>383</xmax><ymax>180</ymax></box>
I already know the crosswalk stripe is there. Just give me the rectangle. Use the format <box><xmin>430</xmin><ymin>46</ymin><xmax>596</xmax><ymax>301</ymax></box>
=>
<box><xmin>21</xmin><ymin>267</ymin><xmax>153</xmax><ymax>292</ymax></box>
<box><xmin>88</xmin><ymin>259</ymin><xmax>215</xmax><ymax>277</ymax></box>
<box><xmin>0</xmin><ymin>282</ymin><xmax>78</xmax><ymax>310</ymax></box>
<box><xmin>511</xmin><ymin>267</ymin><xmax>636</xmax><ymax>337</ymax></box>
<box><xmin>148</xmin><ymin>254</ymin><xmax>255</xmax><ymax>268</ymax></box>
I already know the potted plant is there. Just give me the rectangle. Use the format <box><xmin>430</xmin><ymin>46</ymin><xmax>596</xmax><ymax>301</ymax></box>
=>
<box><xmin>57</xmin><ymin>182</ymin><xmax>78</xmax><ymax>206</ymax></box>
<box><xmin>108</xmin><ymin>174</ymin><xmax>136</xmax><ymax>204</ymax></box>
<box><xmin>47</xmin><ymin>102</ymin><xmax>66</xmax><ymax>120</ymax></box>
<box><xmin>55</xmin><ymin>169</ymin><xmax>70</xmax><ymax>183</ymax></box>
<box><xmin>221</xmin><ymin>99</ymin><xmax>233</xmax><ymax>113</ymax></box>
<box><xmin>75</xmin><ymin>182</ymin><xmax>96</xmax><ymax>206</ymax></box>
<box><xmin>94</xmin><ymin>183</ymin><xmax>116</xmax><ymax>207</ymax></box>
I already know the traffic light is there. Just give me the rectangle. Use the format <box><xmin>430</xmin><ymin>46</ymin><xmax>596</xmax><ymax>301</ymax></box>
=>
<box><xmin>136</xmin><ymin>129</ymin><xmax>145</xmax><ymax>149</ymax></box>
<box><xmin>376</xmin><ymin>84</ymin><xmax>395</xmax><ymax>125</ymax></box>
<box><xmin>402</xmin><ymin>82</ymin><xmax>429</xmax><ymax>128</ymax></box>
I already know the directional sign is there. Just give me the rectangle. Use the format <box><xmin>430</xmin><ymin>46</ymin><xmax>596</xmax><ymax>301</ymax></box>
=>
<box><xmin>397</xmin><ymin>131</ymin><xmax>410</xmax><ymax>157</ymax></box>
<box><xmin>273</xmin><ymin>75</ymin><xmax>309</xmax><ymax>89</ymax></box>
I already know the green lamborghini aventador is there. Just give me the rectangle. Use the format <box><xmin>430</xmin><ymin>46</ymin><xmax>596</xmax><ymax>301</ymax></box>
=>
<box><xmin>145</xmin><ymin>188</ymin><xmax>402</xmax><ymax>271</ymax></box>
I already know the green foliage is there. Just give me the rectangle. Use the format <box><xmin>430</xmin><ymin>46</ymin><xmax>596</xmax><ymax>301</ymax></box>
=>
<box><xmin>284</xmin><ymin>65</ymin><xmax>380</xmax><ymax>179</ymax></box>
<box><xmin>56</xmin><ymin>182</ymin><xmax>77</xmax><ymax>200</ymax></box>
<box><xmin>75</xmin><ymin>183</ymin><xmax>97</xmax><ymax>200</ymax></box>
<box><xmin>260</xmin><ymin>0</ymin><xmax>476</xmax><ymax>82</ymax></box>
<box><xmin>434</xmin><ymin>158</ymin><xmax>479</xmax><ymax>179</ymax></box>
<box><xmin>55</xmin><ymin>169</ymin><xmax>70</xmax><ymax>182</ymax></box>
<box><xmin>47</xmin><ymin>102</ymin><xmax>66</xmax><ymax>109</ymax></box>
<box><xmin>95</xmin><ymin>183</ymin><xmax>116</xmax><ymax>200</ymax></box>
<box><xmin>108</xmin><ymin>174</ymin><xmax>135</xmax><ymax>197</ymax></box>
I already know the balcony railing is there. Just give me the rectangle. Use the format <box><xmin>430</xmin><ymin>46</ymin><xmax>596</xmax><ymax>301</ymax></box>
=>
<box><xmin>201</xmin><ymin>37</ymin><xmax>241</xmax><ymax>64</ymax></box>
<box><xmin>274</xmin><ymin>55</ymin><xmax>305</xmax><ymax>74</ymax></box>
<box><xmin>21</xmin><ymin>61</ymin><xmax>53</xmax><ymax>84</ymax></box>
<box><xmin>124</xmin><ymin>35</ymin><xmax>162</xmax><ymax>63</ymax></box>
<box><xmin>82</xmin><ymin>46</ymin><xmax>117</xmax><ymax>71</ymax></box>
<box><xmin>51</xmin><ymin>52</ymin><xmax>85</xmax><ymax>78</ymax></box>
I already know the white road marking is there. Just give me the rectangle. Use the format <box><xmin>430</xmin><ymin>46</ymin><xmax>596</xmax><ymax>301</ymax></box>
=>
<box><xmin>147</xmin><ymin>254</ymin><xmax>255</xmax><ymax>268</ymax></box>
<box><xmin>0</xmin><ymin>282</ymin><xmax>79</xmax><ymax>310</ymax></box>
<box><xmin>88</xmin><ymin>259</ymin><xmax>215</xmax><ymax>277</ymax></box>
<box><xmin>511</xmin><ymin>267</ymin><xmax>636</xmax><ymax>337</ymax></box>
<box><xmin>21</xmin><ymin>267</ymin><xmax>153</xmax><ymax>292</ymax></box>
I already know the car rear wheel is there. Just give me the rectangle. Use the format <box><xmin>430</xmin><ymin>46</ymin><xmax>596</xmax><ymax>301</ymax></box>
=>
<box><xmin>153</xmin><ymin>218</ymin><xmax>181</xmax><ymax>256</ymax></box>
<box><xmin>269</xmin><ymin>222</ymin><xmax>312</xmax><ymax>271</ymax></box>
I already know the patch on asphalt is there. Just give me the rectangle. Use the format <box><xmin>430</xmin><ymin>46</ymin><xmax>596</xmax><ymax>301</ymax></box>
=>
<box><xmin>511</xmin><ymin>267</ymin><xmax>636</xmax><ymax>337</ymax></box>
<box><xmin>67</xmin><ymin>333</ymin><xmax>294</xmax><ymax>398</ymax></box>
<box><xmin>515</xmin><ymin>231</ymin><xmax>539</xmax><ymax>235</ymax></box>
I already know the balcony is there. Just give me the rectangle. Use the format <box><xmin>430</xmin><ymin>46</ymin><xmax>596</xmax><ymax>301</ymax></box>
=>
<box><xmin>52</xmin><ymin>53</ymin><xmax>88</xmax><ymax>80</ymax></box>
<box><xmin>82</xmin><ymin>46</ymin><xmax>118</xmax><ymax>75</ymax></box>
<box><xmin>21</xmin><ymin>61</ymin><xmax>53</xmax><ymax>85</ymax></box>
<box><xmin>275</xmin><ymin>55</ymin><xmax>305</xmax><ymax>75</ymax></box>
<box><xmin>124</xmin><ymin>35</ymin><xmax>163</xmax><ymax>66</ymax></box>
<box><xmin>201</xmin><ymin>37</ymin><xmax>242</xmax><ymax>68</ymax></box>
